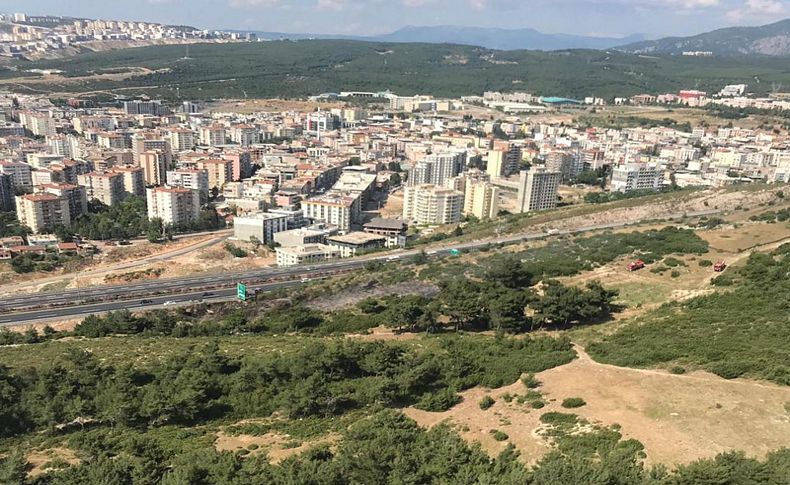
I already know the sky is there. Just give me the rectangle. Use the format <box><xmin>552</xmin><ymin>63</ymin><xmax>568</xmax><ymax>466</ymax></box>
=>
<box><xmin>2</xmin><ymin>0</ymin><xmax>788</xmax><ymax>38</ymax></box>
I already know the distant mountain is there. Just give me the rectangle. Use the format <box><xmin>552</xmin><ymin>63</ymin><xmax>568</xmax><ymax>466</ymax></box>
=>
<box><xmin>617</xmin><ymin>18</ymin><xmax>790</xmax><ymax>56</ymax></box>
<box><xmin>243</xmin><ymin>26</ymin><xmax>646</xmax><ymax>51</ymax></box>
<box><xmin>372</xmin><ymin>26</ymin><xmax>646</xmax><ymax>51</ymax></box>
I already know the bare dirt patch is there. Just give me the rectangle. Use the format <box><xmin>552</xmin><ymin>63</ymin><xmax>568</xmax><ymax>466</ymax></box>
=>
<box><xmin>407</xmin><ymin>347</ymin><xmax>790</xmax><ymax>467</ymax></box>
<box><xmin>306</xmin><ymin>281</ymin><xmax>439</xmax><ymax>312</ymax></box>
<box><xmin>215</xmin><ymin>430</ymin><xmax>339</xmax><ymax>464</ymax></box>
<box><xmin>26</xmin><ymin>447</ymin><xmax>80</xmax><ymax>477</ymax></box>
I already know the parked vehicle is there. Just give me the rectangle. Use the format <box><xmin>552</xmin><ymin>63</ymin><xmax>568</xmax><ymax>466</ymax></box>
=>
<box><xmin>714</xmin><ymin>261</ymin><xmax>727</xmax><ymax>272</ymax></box>
<box><xmin>163</xmin><ymin>300</ymin><xmax>177</xmax><ymax>306</ymax></box>
<box><xmin>627</xmin><ymin>259</ymin><xmax>645</xmax><ymax>272</ymax></box>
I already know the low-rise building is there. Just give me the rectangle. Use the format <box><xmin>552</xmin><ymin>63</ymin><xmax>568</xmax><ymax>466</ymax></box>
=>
<box><xmin>233</xmin><ymin>212</ymin><xmax>289</xmax><ymax>244</ymax></box>
<box><xmin>363</xmin><ymin>217</ymin><xmax>407</xmax><ymax>247</ymax></box>
<box><xmin>273</xmin><ymin>224</ymin><xmax>338</xmax><ymax>247</ymax></box>
<box><xmin>326</xmin><ymin>232</ymin><xmax>387</xmax><ymax>257</ymax></box>
<box><xmin>276</xmin><ymin>243</ymin><xmax>341</xmax><ymax>267</ymax></box>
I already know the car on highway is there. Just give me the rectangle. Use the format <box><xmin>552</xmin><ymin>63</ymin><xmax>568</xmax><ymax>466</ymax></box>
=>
<box><xmin>201</xmin><ymin>292</ymin><xmax>215</xmax><ymax>297</ymax></box>
<box><xmin>139</xmin><ymin>299</ymin><xmax>153</xmax><ymax>305</ymax></box>
<box><xmin>163</xmin><ymin>300</ymin><xmax>177</xmax><ymax>306</ymax></box>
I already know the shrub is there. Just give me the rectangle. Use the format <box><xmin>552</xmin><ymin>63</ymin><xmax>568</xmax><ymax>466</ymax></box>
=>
<box><xmin>698</xmin><ymin>259</ymin><xmax>713</xmax><ymax>267</ymax></box>
<box><xmin>522</xmin><ymin>374</ymin><xmax>541</xmax><ymax>389</ymax></box>
<box><xmin>415</xmin><ymin>388</ymin><xmax>462</xmax><ymax>412</ymax></box>
<box><xmin>479</xmin><ymin>395</ymin><xmax>496</xmax><ymax>410</ymax></box>
<box><xmin>670</xmin><ymin>270</ymin><xmax>681</xmax><ymax>278</ymax></box>
<box><xmin>670</xmin><ymin>366</ymin><xmax>686</xmax><ymax>375</ymax></box>
<box><xmin>501</xmin><ymin>393</ymin><xmax>514</xmax><ymax>403</ymax></box>
<box><xmin>561</xmin><ymin>398</ymin><xmax>586</xmax><ymax>408</ymax></box>
<box><xmin>247</xmin><ymin>444</ymin><xmax>259</xmax><ymax>451</ymax></box>
<box><xmin>223</xmin><ymin>243</ymin><xmax>248</xmax><ymax>258</ymax></box>
<box><xmin>540</xmin><ymin>412</ymin><xmax>578</xmax><ymax>425</ymax></box>
<box><xmin>531</xmin><ymin>400</ymin><xmax>545</xmax><ymax>409</ymax></box>
<box><xmin>490</xmin><ymin>429</ymin><xmax>509</xmax><ymax>441</ymax></box>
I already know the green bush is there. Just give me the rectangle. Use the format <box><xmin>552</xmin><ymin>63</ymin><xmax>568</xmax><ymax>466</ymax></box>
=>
<box><xmin>561</xmin><ymin>398</ymin><xmax>587</xmax><ymax>408</ymax></box>
<box><xmin>490</xmin><ymin>429</ymin><xmax>509</xmax><ymax>441</ymax></box>
<box><xmin>522</xmin><ymin>374</ymin><xmax>541</xmax><ymax>389</ymax></box>
<box><xmin>540</xmin><ymin>412</ymin><xmax>579</xmax><ymax>425</ymax></box>
<box><xmin>479</xmin><ymin>395</ymin><xmax>496</xmax><ymax>410</ymax></box>
<box><xmin>670</xmin><ymin>366</ymin><xmax>686</xmax><ymax>375</ymax></box>
<box><xmin>698</xmin><ymin>259</ymin><xmax>713</xmax><ymax>267</ymax></box>
<box><xmin>415</xmin><ymin>389</ymin><xmax>462</xmax><ymax>412</ymax></box>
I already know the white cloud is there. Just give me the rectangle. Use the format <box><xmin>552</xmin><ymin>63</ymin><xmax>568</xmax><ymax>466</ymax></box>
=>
<box><xmin>726</xmin><ymin>0</ymin><xmax>786</xmax><ymax>21</ymax></box>
<box><xmin>227</xmin><ymin>0</ymin><xmax>281</xmax><ymax>8</ymax></box>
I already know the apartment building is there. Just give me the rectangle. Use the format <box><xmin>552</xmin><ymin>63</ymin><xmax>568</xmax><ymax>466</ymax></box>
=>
<box><xmin>15</xmin><ymin>192</ymin><xmax>71</xmax><ymax>233</ymax></box>
<box><xmin>402</xmin><ymin>184</ymin><xmax>463</xmax><ymax>225</ymax></box>
<box><xmin>167</xmin><ymin>128</ymin><xmax>196</xmax><ymax>152</ymax></box>
<box><xmin>222</xmin><ymin>151</ymin><xmax>252</xmax><ymax>181</ymax></box>
<box><xmin>132</xmin><ymin>135</ymin><xmax>171</xmax><ymax>164</ymax></box>
<box><xmin>166</xmin><ymin>168</ymin><xmax>209</xmax><ymax>203</ymax></box>
<box><xmin>486</xmin><ymin>149</ymin><xmax>505</xmax><ymax>179</ymax></box>
<box><xmin>139</xmin><ymin>151</ymin><xmax>170</xmax><ymax>186</ymax></box>
<box><xmin>146</xmin><ymin>186</ymin><xmax>201</xmax><ymax>226</ymax></box>
<box><xmin>111</xmin><ymin>165</ymin><xmax>146</xmax><ymax>197</ymax></box>
<box><xmin>545</xmin><ymin>150</ymin><xmax>584</xmax><ymax>183</ymax></box>
<box><xmin>464</xmin><ymin>180</ymin><xmax>500</xmax><ymax>220</ymax></box>
<box><xmin>233</xmin><ymin>212</ymin><xmax>289</xmax><ymax>244</ymax></box>
<box><xmin>0</xmin><ymin>174</ymin><xmax>14</xmax><ymax>212</ymax></box>
<box><xmin>46</xmin><ymin>135</ymin><xmax>80</xmax><ymax>159</ymax></box>
<box><xmin>77</xmin><ymin>171</ymin><xmax>126</xmax><ymax>206</ymax></box>
<box><xmin>407</xmin><ymin>151</ymin><xmax>467</xmax><ymax>187</ymax></box>
<box><xmin>197</xmin><ymin>158</ymin><xmax>234</xmax><ymax>189</ymax></box>
<box><xmin>0</xmin><ymin>161</ymin><xmax>33</xmax><ymax>191</ymax></box>
<box><xmin>41</xmin><ymin>183</ymin><xmax>88</xmax><ymax>219</ymax></box>
<box><xmin>230</xmin><ymin>125</ymin><xmax>258</xmax><ymax>147</ymax></box>
<box><xmin>19</xmin><ymin>112</ymin><xmax>56</xmax><ymax>137</ymax></box>
<box><xmin>610</xmin><ymin>163</ymin><xmax>662</xmax><ymax>193</ymax></box>
<box><xmin>302</xmin><ymin>194</ymin><xmax>356</xmax><ymax>233</ymax></box>
<box><xmin>516</xmin><ymin>168</ymin><xmax>560</xmax><ymax>213</ymax></box>
<box><xmin>199</xmin><ymin>124</ymin><xmax>226</xmax><ymax>146</ymax></box>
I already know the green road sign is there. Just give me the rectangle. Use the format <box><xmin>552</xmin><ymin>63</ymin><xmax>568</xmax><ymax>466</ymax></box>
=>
<box><xmin>237</xmin><ymin>283</ymin><xmax>247</xmax><ymax>301</ymax></box>
<box><xmin>449</xmin><ymin>248</ymin><xmax>460</xmax><ymax>256</ymax></box>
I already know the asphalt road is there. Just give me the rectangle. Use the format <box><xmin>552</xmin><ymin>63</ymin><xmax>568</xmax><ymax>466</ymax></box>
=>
<box><xmin>0</xmin><ymin>210</ymin><xmax>720</xmax><ymax>325</ymax></box>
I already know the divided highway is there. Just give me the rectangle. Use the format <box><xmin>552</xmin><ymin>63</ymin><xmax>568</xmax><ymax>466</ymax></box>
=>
<box><xmin>0</xmin><ymin>210</ymin><xmax>720</xmax><ymax>325</ymax></box>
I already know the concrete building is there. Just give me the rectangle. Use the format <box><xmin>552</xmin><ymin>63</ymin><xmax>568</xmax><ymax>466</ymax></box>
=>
<box><xmin>146</xmin><ymin>186</ymin><xmax>201</xmax><ymax>226</ymax></box>
<box><xmin>486</xmin><ymin>149</ymin><xmax>505</xmax><ymax>179</ymax></box>
<box><xmin>230</xmin><ymin>124</ymin><xmax>258</xmax><ymax>146</ymax></box>
<box><xmin>0</xmin><ymin>161</ymin><xmax>33</xmax><ymax>191</ymax></box>
<box><xmin>77</xmin><ymin>171</ymin><xmax>126</xmax><ymax>206</ymax></box>
<box><xmin>610</xmin><ymin>163</ymin><xmax>662</xmax><ymax>193</ymax></box>
<box><xmin>408</xmin><ymin>151</ymin><xmax>467</xmax><ymax>187</ymax></box>
<box><xmin>302</xmin><ymin>194</ymin><xmax>356</xmax><ymax>233</ymax></box>
<box><xmin>464</xmin><ymin>180</ymin><xmax>500</xmax><ymax>220</ymax></box>
<box><xmin>132</xmin><ymin>135</ymin><xmax>171</xmax><ymax>164</ymax></box>
<box><xmin>402</xmin><ymin>184</ymin><xmax>463</xmax><ymax>225</ymax></box>
<box><xmin>233</xmin><ymin>212</ymin><xmax>289</xmax><ymax>244</ymax></box>
<box><xmin>273</xmin><ymin>224</ymin><xmax>338</xmax><ymax>247</ymax></box>
<box><xmin>545</xmin><ymin>151</ymin><xmax>583</xmax><ymax>183</ymax></box>
<box><xmin>199</xmin><ymin>124</ymin><xmax>226</xmax><ymax>146</ymax></box>
<box><xmin>111</xmin><ymin>165</ymin><xmax>146</xmax><ymax>197</ymax></box>
<box><xmin>326</xmin><ymin>232</ymin><xmax>387</xmax><ymax>257</ymax></box>
<box><xmin>15</xmin><ymin>192</ymin><xmax>71</xmax><ymax>233</ymax></box>
<box><xmin>167</xmin><ymin>168</ymin><xmax>209</xmax><ymax>203</ymax></box>
<box><xmin>19</xmin><ymin>112</ymin><xmax>56</xmax><ymax>137</ymax></box>
<box><xmin>42</xmin><ymin>183</ymin><xmax>88</xmax><ymax>219</ymax></box>
<box><xmin>197</xmin><ymin>158</ymin><xmax>233</xmax><ymax>190</ymax></box>
<box><xmin>516</xmin><ymin>168</ymin><xmax>560</xmax><ymax>213</ymax></box>
<box><xmin>168</xmin><ymin>128</ymin><xmax>196</xmax><ymax>152</ymax></box>
<box><xmin>275</xmin><ymin>243</ymin><xmax>341</xmax><ymax>267</ymax></box>
<box><xmin>363</xmin><ymin>217</ymin><xmax>407</xmax><ymax>247</ymax></box>
<box><xmin>0</xmin><ymin>174</ymin><xmax>14</xmax><ymax>212</ymax></box>
<box><xmin>139</xmin><ymin>151</ymin><xmax>170</xmax><ymax>186</ymax></box>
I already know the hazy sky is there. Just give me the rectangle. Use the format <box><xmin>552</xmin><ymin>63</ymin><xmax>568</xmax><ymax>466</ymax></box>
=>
<box><xmin>2</xmin><ymin>0</ymin><xmax>787</xmax><ymax>37</ymax></box>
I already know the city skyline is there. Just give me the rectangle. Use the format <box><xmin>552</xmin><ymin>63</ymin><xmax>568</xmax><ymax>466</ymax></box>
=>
<box><xmin>2</xmin><ymin>0</ymin><xmax>787</xmax><ymax>39</ymax></box>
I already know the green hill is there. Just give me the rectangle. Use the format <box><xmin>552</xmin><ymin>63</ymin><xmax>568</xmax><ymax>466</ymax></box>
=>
<box><xmin>9</xmin><ymin>39</ymin><xmax>790</xmax><ymax>99</ymax></box>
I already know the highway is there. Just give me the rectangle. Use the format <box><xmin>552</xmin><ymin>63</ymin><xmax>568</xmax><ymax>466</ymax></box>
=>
<box><xmin>0</xmin><ymin>210</ymin><xmax>720</xmax><ymax>325</ymax></box>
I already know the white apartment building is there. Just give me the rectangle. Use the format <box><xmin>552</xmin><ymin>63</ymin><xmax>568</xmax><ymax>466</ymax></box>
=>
<box><xmin>167</xmin><ymin>169</ymin><xmax>209</xmax><ymax>203</ymax></box>
<box><xmin>610</xmin><ymin>163</ymin><xmax>662</xmax><ymax>193</ymax></box>
<box><xmin>275</xmin><ymin>244</ymin><xmax>341</xmax><ymax>267</ymax></box>
<box><xmin>46</xmin><ymin>135</ymin><xmax>80</xmax><ymax>159</ymax></box>
<box><xmin>146</xmin><ymin>186</ymin><xmax>201</xmax><ymax>226</ymax></box>
<box><xmin>196</xmin><ymin>158</ymin><xmax>233</xmax><ymax>189</ymax></box>
<box><xmin>15</xmin><ymin>192</ymin><xmax>71</xmax><ymax>233</ymax></box>
<box><xmin>464</xmin><ymin>180</ymin><xmax>500</xmax><ymax>220</ymax></box>
<box><xmin>407</xmin><ymin>151</ymin><xmax>467</xmax><ymax>187</ymax></box>
<box><xmin>516</xmin><ymin>168</ymin><xmax>560</xmax><ymax>213</ymax></box>
<box><xmin>233</xmin><ymin>212</ymin><xmax>288</xmax><ymax>244</ymax></box>
<box><xmin>402</xmin><ymin>184</ymin><xmax>463</xmax><ymax>225</ymax></box>
<box><xmin>168</xmin><ymin>128</ymin><xmax>196</xmax><ymax>152</ymax></box>
<box><xmin>0</xmin><ymin>161</ymin><xmax>33</xmax><ymax>190</ymax></box>
<box><xmin>230</xmin><ymin>125</ymin><xmax>258</xmax><ymax>147</ymax></box>
<box><xmin>19</xmin><ymin>112</ymin><xmax>56</xmax><ymax>137</ymax></box>
<box><xmin>111</xmin><ymin>166</ymin><xmax>146</xmax><ymax>198</ymax></box>
<box><xmin>199</xmin><ymin>125</ymin><xmax>226</xmax><ymax>146</ymax></box>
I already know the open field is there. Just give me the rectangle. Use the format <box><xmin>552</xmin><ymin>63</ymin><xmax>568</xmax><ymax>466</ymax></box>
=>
<box><xmin>406</xmin><ymin>345</ymin><xmax>790</xmax><ymax>467</ymax></box>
